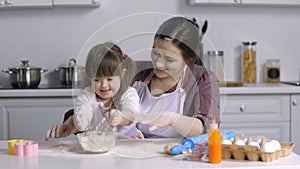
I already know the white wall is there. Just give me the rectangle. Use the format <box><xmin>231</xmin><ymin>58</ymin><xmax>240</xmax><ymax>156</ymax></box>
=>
<box><xmin>0</xmin><ymin>0</ymin><xmax>299</xmax><ymax>86</ymax></box>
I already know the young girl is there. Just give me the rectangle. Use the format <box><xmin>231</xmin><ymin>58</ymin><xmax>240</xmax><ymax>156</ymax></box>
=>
<box><xmin>46</xmin><ymin>42</ymin><xmax>143</xmax><ymax>140</ymax></box>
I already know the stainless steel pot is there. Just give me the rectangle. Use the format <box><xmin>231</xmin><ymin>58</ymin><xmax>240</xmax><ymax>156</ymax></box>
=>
<box><xmin>2</xmin><ymin>60</ymin><xmax>48</xmax><ymax>88</ymax></box>
<box><xmin>56</xmin><ymin>58</ymin><xmax>85</xmax><ymax>86</ymax></box>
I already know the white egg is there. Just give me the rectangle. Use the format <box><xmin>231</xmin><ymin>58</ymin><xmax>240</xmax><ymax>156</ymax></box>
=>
<box><xmin>222</xmin><ymin>139</ymin><xmax>232</xmax><ymax>145</ymax></box>
<box><xmin>257</xmin><ymin>138</ymin><xmax>263</xmax><ymax>144</ymax></box>
<box><xmin>270</xmin><ymin>140</ymin><xmax>281</xmax><ymax>150</ymax></box>
<box><xmin>261</xmin><ymin>142</ymin><xmax>276</xmax><ymax>153</ymax></box>
<box><xmin>249</xmin><ymin>141</ymin><xmax>260</xmax><ymax>148</ymax></box>
<box><xmin>234</xmin><ymin>139</ymin><xmax>246</xmax><ymax>146</ymax></box>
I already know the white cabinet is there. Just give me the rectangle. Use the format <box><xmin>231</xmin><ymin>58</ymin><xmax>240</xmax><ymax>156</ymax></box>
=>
<box><xmin>0</xmin><ymin>0</ymin><xmax>52</xmax><ymax>8</ymax></box>
<box><xmin>189</xmin><ymin>0</ymin><xmax>241</xmax><ymax>5</ymax></box>
<box><xmin>53</xmin><ymin>0</ymin><xmax>100</xmax><ymax>7</ymax></box>
<box><xmin>0</xmin><ymin>97</ymin><xmax>73</xmax><ymax>140</ymax></box>
<box><xmin>242</xmin><ymin>0</ymin><xmax>300</xmax><ymax>6</ymax></box>
<box><xmin>189</xmin><ymin>0</ymin><xmax>300</xmax><ymax>6</ymax></box>
<box><xmin>220</xmin><ymin>94</ymin><xmax>290</xmax><ymax>141</ymax></box>
<box><xmin>291</xmin><ymin>94</ymin><xmax>300</xmax><ymax>154</ymax></box>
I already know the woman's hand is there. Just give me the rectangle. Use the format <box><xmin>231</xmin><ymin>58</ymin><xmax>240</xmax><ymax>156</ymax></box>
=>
<box><xmin>45</xmin><ymin>124</ymin><xmax>72</xmax><ymax>140</ymax></box>
<box><xmin>45</xmin><ymin>115</ymin><xmax>78</xmax><ymax>140</ymax></box>
<box><xmin>139</xmin><ymin>111</ymin><xmax>180</xmax><ymax>131</ymax></box>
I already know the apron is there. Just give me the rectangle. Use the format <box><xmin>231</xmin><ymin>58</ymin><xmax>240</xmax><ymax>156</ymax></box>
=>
<box><xmin>134</xmin><ymin>67</ymin><xmax>187</xmax><ymax>138</ymax></box>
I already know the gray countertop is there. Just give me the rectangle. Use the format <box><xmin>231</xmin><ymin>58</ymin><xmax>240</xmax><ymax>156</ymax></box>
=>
<box><xmin>0</xmin><ymin>83</ymin><xmax>300</xmax><ymax>98</ymax></box>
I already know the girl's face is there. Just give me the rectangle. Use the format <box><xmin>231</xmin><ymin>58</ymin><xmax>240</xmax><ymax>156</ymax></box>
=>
<box><xmin>151</xmin><ymin>38</ymin><xmax>186</xmax><ymax>80</ymax></box>
<box><xmin>91</xmin><ymin>76</ymin><xmax>121</xmax><ymax>103</ymax></box>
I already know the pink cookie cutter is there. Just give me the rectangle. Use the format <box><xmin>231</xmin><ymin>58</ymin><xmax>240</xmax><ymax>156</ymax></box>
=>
<box><xmin>14</xmin><ymin>141</ymin><xmax>39</xmax><ymax>156</ymax></box>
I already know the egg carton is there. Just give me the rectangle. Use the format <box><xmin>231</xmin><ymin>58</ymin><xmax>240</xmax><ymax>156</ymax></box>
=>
<box><xmin>222</xmin><ymin>142</ymin><xmax>295</xmax><ymax>162</ymax></box>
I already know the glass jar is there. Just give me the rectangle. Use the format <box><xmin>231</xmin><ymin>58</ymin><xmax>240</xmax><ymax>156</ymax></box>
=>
<box><xmin>206</xmin><ymin>50</ymin><xmax>224</xmax><ymax>82</ymax></box>
<box><xmin>265</xmin><ymin>59</ymin><xmax>280</xmax><ymax>83</ymax></box>
<box><xmin>242</xmin><ymin>41</ymin><xmax>257</xmax><ymax>83</ymax></box>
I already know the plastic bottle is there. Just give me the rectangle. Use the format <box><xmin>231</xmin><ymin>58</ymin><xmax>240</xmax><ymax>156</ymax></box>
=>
<box><xmin>208</xmin><ymin>115</ymin><xmax>222</xmax><ymax>163</ymax></box>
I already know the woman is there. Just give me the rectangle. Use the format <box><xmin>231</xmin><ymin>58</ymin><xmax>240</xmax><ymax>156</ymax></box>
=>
<box><xmin>45</xmin><ymin>16</ymin><xmax>220</xmax><ymax>140</ymax></box>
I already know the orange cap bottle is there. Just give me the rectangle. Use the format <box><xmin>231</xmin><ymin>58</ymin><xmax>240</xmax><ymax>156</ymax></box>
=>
<box><xmin>208</xmin><ymin>115</ymin><xmax>222</xmax><ymax>163</ymax></box>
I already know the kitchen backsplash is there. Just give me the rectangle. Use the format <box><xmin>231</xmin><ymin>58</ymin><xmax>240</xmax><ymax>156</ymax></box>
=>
<box><xmin>0</xmin><ymin>0</ymin><xmax>300</xmax><ymax>86</ymax></box>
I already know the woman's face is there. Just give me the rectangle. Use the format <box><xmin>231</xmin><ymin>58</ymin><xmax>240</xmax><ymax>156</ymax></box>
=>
<box><xmin>91</xmin><ymin>76</ymin><xmax>121</xmax><ymax>102</ymax></box>
<box><xmin>151</xmin><ymin>38</ymin><xmax>186</xmax><ymax>80</ymax></box>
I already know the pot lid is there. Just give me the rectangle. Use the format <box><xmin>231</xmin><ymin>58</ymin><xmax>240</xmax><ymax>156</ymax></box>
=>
<box><xmin>9</xmin><ymin>60</ymin><xmax>41</xmax><ymax>70</ymax></box>
<box><xmin>59</xmin><ymin>58</ymin><xmax>84</xmax><ymax>68</ymax></box>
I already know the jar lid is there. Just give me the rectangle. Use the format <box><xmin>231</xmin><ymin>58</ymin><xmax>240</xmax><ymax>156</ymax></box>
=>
<box><xmin>242</xmin><ymin>41</ymin><xmax>257</xmax><ymax>46</ymax></box>
<box><xmin>207</xmin><ymin>50</ymin><xmax>224</xmax><ymax>56</ymax></box>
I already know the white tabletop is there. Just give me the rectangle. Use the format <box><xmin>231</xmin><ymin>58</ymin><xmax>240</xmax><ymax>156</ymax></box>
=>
<box><xmin>1</xmin><ymin>139</ymin><xmax>300</xmax><ymax>169</ymax></box>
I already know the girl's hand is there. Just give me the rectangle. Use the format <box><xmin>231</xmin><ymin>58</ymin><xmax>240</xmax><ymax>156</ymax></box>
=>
<box><xmin>109</xmin><ymin>109</ymin><xmax>123</xmax><ymax>126</ymax></box>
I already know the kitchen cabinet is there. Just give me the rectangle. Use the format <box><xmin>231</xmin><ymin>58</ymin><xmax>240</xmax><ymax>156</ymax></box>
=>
<box><xmin>0</xmin><ymin>97</ymin><xmax>73</xmax><ymax>140</ymax></box>
<box><xmin>53</xmin><ymin>0</ymin><xmax>100</xmax><ymax>7</ymax></box>
<box><xmin>220</xmin><ymin>94</ymin><xmax>290</xmax><ymax>141</ymax></box>
<box><xmin>0</xmin><ymin>0</ymin><xmax>52</xmax><ymax>8</ymax></box>
<box><xmin>291</xmin><ymin>94</ymin><xmax>300</xmax><ymax>154</ymax></box>
<box><xmin>189</xmin><ymin>0</ymin><xmax>300</xmax><ymax>6</ymax></box>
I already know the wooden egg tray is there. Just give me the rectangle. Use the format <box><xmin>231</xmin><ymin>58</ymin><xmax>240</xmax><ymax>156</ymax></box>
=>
<box><xmin>222</xmin><ymin>142</ymin><xmax>295</xmax><ymax>162</ymax></box>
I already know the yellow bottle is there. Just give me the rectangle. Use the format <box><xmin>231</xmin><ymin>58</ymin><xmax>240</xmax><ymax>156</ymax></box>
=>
<box><xmin>208</xmin><ymin>115</ymin><xmax>222</xmax><ymax>163</ymax></box>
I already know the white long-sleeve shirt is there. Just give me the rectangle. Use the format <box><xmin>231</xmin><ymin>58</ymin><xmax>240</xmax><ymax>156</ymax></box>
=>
<box><xmin>73</xmin><ymin>86</ymin><xmax>140</xmax><ymax>134</ymax></box>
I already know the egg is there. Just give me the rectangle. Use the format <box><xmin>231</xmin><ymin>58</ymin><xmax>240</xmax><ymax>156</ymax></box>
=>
<box><xmin>222</xmin><ymin>139</ymin><xmax>232</xmax><ymax>145</ymax></box>
<box><xmin>234</xmin><ymin>139</ymin><xmax>246</xmax><ymax>146</ymax></box>
<box><xmin>248</xmin><ymin>141</ymin><xmax>260</xmax><ymax>148</ymax></box>
<box><xmin>270</xmin><ymin>140</ymin><xmax>281</xmax><ymax>150</ymax></box>
<box><xmin>260</xmin><ymin>142</ymin><xmax>276</xmax><ymax>153</ymax></box>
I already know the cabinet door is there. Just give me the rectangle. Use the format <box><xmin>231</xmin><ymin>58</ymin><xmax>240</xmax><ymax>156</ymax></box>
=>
<box><xmin>220</xmin><ymin>94</ymin><xmax>290</xmax><ymax>122</ymax></box>
<box><xmin>220</xmin><ymin>122</ymin><xmax>290</xmax><ymax>141</ymax></box>
<box><xmin>0</xmin><ymin>98</ymin><xmax>73</xmax><ymax>140</ymax></box>
<box><xmin>291</xmin><ymin>94</ymin><xmax>300</xmax><ymax>154</ymax></box>
<box><xmin>3</xmin><ymin>0</ymin><xmax>52</xmax><ymax>8</ymax></box>
<box><xmin>53</xmin><ymin>0</ymin><xmax>100</xmax><ymax>7</ymax></box>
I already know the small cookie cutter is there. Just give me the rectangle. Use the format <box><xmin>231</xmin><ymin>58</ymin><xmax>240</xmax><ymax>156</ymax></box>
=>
<box><xmin>14</xmin><ymin>141</ymin><xmax>39</xmax><ymax>156</ymax></box>
<box><xmin>7</xmin><ymin>139</ymin><xmax>27</xmax><ymax>155</ymax></box>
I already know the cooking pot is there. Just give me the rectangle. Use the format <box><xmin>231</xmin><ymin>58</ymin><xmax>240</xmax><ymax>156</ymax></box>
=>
<box><xmin>56</xmin><ymin>58</ymin><xmax>85</xmax><ymax>86</ymax></box>
<box><xmin>2</xmin><ymin>60</ymin><xmax>48</xmax><ymax>88</ymax></box>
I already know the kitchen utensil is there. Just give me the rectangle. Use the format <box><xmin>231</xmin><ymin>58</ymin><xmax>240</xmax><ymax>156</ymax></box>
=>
<box><xmin>2</xmin><ymin>60</ymin><xmax>47</xmax><ymax>88</ymax></box>
<box><xmin>56</xmin><ymin>58</ymin><xmax>85</xmax><ymax>86</ymax></box>
<box><xmin>200</xmin><ymin>20</ymin><xmax>208</xmax><ymax>42</ymax></box>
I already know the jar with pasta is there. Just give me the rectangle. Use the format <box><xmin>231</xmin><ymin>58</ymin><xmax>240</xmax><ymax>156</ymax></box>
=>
<box><xmin>242</xmin><ymin>41</ymin><xmax>257</xmax><ymax>83</ymax></box>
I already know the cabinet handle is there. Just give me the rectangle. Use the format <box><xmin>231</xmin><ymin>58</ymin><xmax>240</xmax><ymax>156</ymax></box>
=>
<box><xmin>293</xmin><ymin>99</ymin><xmax>298</xmax><ymax>106</ymax></box>
<box><xmin>240</xmin><ymin>104</ymin><xmax>246</xmax><ymax>112</ymax></box>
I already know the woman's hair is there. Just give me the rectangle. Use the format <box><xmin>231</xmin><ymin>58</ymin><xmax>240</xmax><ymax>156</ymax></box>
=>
<box><xmin>154</xmin><ymin>16</ymin><xmax>202</xmax><ymax>68</ymax></box>
<box><xmin>84</xmin><ymin>42</ymin><xmax>136</xmax><ymax>109</ymax></box>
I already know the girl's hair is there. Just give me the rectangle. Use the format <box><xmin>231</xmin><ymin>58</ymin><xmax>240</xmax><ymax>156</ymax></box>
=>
<box><xmin>84</xmin><ymin>42</ymin><xmax>136</xmax><ymax>109</ymax></box>
<box><xmin>154</xmin><ymin>16</ymin><xmax>202</xmax><ymax>68</ymax></box>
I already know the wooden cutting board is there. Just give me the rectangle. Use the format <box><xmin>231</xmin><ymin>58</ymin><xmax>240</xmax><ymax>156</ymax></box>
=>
<box><xmin>219</xmin><ymin>81</ymin><xmax>243</xmax><ymax>87</ymax></box>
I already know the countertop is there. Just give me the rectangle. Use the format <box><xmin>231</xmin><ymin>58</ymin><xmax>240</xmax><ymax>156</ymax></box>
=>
<box><xmin>1</xmin><ymin>139</ymin><xmax>300</xmax><ymax>169</ymax></box>
<box><xmin>0</xmin><ymin>83</ymin><xmax>300</xmax><ymax>97</ymax></box>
